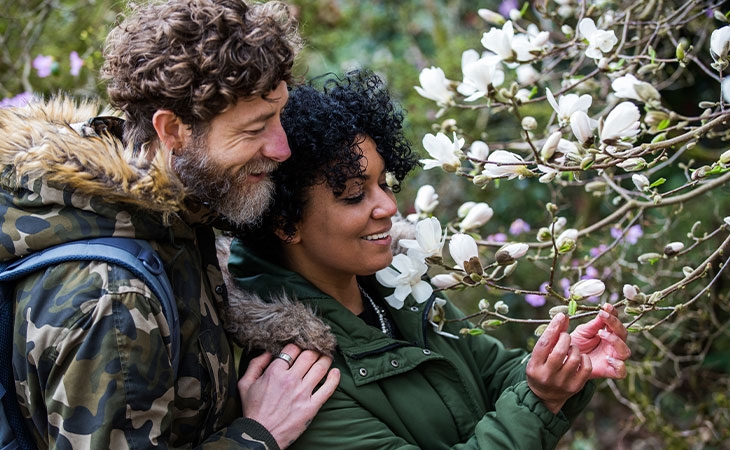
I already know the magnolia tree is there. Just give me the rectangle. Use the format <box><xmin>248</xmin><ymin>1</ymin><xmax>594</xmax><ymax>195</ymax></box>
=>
<box><xmin>376</xmin><ymin>0</ymin><xmax>730</xmax><ymax>445</ymax></box>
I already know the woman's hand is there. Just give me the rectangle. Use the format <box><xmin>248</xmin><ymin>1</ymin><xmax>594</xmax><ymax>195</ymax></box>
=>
<box><xmin>570</xmin><ymin>303</ymin><xmax>631</xmax><ymax>379</ymax></box>
<box><xmin>526</xmin><ymin>313</ymin><xmax>592</xmax><ymax>414</ymax></box>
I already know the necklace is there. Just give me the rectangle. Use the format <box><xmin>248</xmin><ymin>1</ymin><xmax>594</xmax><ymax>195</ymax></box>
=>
<box><xmin>359</xmin><ymin>285</ymin><xmax>392</xmax><ymax>337</ymax></box>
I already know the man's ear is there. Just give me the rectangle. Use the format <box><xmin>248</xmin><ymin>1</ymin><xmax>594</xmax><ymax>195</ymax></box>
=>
<box><xmin>152</xmin><ymin>110</ymin><xmax>190</xmax><ymax>154</ymax></box>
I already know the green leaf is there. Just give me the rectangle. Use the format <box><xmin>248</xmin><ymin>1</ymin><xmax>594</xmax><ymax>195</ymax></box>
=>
<box><xmin>649</xmin><ymin>177</ymin><xmax>666</xmax><ymax>188</ymax></box>
<box><xmin>568</xmin><ymin>299</ymin><xmax>578</xmax><ymax>316</ymax></box>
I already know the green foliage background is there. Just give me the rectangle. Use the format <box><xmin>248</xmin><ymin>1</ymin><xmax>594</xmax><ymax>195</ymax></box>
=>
<box><xmin>3</xmin><ymin>0</ymin><xmax>730</xmax><ymax>448</ymax></box>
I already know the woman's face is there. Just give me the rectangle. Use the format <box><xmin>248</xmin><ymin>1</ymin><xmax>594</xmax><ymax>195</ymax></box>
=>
<box><xmin>287</xmin><ymin>135</ymin><xmax>398</xmax><ymax>283</ymax></box>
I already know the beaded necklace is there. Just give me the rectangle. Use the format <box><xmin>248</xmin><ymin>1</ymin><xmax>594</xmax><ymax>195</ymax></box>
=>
<box><xmin>359</xmin><ymin>285</ymin><xmax>393</xmax><ymax>337</ymax></box>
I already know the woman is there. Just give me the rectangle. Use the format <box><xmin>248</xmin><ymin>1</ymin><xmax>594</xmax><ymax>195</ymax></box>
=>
<box><xmin>225</xmin><ymin>70</ymin><xmax>630</xmax><ymax>449</ymax></box>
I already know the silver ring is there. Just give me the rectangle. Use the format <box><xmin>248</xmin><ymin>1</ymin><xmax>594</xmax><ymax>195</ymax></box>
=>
<box><xmin>275</xmin><ymin>352</ymin><xmax>294</xmax><ymax>369</ymax></box>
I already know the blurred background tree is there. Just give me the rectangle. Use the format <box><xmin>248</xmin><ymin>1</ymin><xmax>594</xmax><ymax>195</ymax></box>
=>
<box><xmin>2</xmin><ymin>0</ymin><xmax>729</xmax><ymax>448</ymax></box>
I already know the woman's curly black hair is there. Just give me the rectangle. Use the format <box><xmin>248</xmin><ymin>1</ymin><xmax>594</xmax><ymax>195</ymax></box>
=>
<box><xmin>241</xmin><ymin>69</ymin><xmax>419</xmax><ymax>250</ymax></box>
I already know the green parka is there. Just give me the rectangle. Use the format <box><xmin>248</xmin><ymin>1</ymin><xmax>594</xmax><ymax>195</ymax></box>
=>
<box><xmin>0</xmin><ymin>98</ymin><xmax>279</xmax><ymax>449</ymax></box>
<box><xmin>228</xmin><ymin>238</ymin><xmax>595</xmax><ymax>450</ymax></box>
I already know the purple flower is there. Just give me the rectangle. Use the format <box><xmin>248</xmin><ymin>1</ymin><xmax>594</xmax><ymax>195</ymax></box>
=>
<box><xmin>509</xmin><ymin>218</ymin><xmax>531</xmax><ymax>235</ymax></box>
<box><xmin>525</xmin><ymin>281</ymin><xmax>548</xmax><ymax>307</ymax></box>
<box><xmin>589</xmin><ymin>244</ymin><xmax>608</xmax><ymax>257</ymax></box>
<box><xmin>610</xmin><ymin>224</ymin><xmax>643</xmax><ymax>244</ymax></box>
<box><xmin>487</xmin><ymin>232</ymin><xmax>508</xmax><ymax>243</ymax></box>
<box><xmin>32</xmin><ymin>55</ymin><xmax>54</xmax><ymax>78</ymax></box>
<box><xmin>0</xmin><ymin>92</ymin><xmax>33</xmax><ymax>109</ymax></box>
<box><xmin>499</xmin><ymin>0</ymin><xmax>519</xmax><ymax>17</ymax></box>
<box><xmin>69</xmin><ymin>51</ymin><xmax>84</xmax><ymax>76</ymax></box>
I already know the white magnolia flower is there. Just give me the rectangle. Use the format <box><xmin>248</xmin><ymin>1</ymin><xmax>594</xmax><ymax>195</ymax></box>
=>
<box><xmin>540</xmin><ymin>131</ymin><xmax>563</xmax><ymax>161</ymax></box>
<box><xmin>516</xmin><ymin>64</ymin><xmax>539</xmax><ymax>85</ymax></box>
<box><xmin>414</xmin><ymin>67</ymin><xmax>454</xmax><ymax>106</ymax></box>
<box><xmin>570</xmin><ymin>110</ymin><xmax>597</xmax><ymax>146</ymax></box>
<box><xmin>467</xmin><ymin>140</ymin><xmax>490</xmax><ymax>162</ymax></box>
<box><xmin>458</xmin><ymin>202</ymin><xmax>494</xmax><ymax>232</ymax></box>
<box><xmin>710</xmin><ymin>25</ymin><xmax>730</xmax><ymax>64</ymax></box>
<box><xmin>481</xmin><ymin>150</ymin><xmax>529</xmax><ymax>179</ymax></box>
<box><xmin>398</xmin><ymin>217</ymin><xmax>445</xmax><ymax>259</ymax></box>
<box><xmin>430</xmin><ymin>273</ymin><xmax>462</xmax><ymax>290</ymax></box>
<box><xmin>632</xmin><ymin>173</ymin><xmax>650</xmax><ymax>191</ymax></box>
<box><xmin>449</xmin><ymin>233</ymin><xmax>480</xmax><ymax>272</ymax></box>
<box><xmin>537</xmin><ymin>164</ymin><xmax>558</xmax><ymax>183</ymax></box>
<box><xmin>514</xmin><ymin>88</ymin><xmax>532</xmax><ymax>103</ymax></box>
<box><xmin>578</xmin><ymin>18</ymin><xmax>618</xmax><ymax>59</ymax></box>
<box><xmin>457</xmin><ymin>201</ymin><xmax>476</xmax><ymax>218</ymax></box>
<box><xmin>611</xmin><ymin>74</ymin><xmax>642</xmax><ymax>101</ymax></box>
<box><xmin>421</xmin><ymin>132</ymin><xmax>464</xmax><ymax>171</ymax></box>
<box><xmin>600</xmin><ymin>101</ymin><xmax>641</xmax><ymax>144</ymax></box>
<box><xmin>428</xmin><ymin>297</ymin><xmax>460</xmax><ymax>339</ymax></box>
<box><xmin>457</xmin><ymin>50</ymin><xmax>504</xmax><ymax>102</ymax></box>
<box><xmin>481</xmin><ymin>20</ymin><xmax>516</xmax><ymax>61</ymax></box>
<box><xmin>413</xmin><ymin>185</ymin><xmax>439</xmax><ymax>215</ymax></box>
<box><xmin>570</xmin><ymin>279</ymin><xmax>606</xmax><ymax>300</ymax></box>
<box><xmin>556</xmin><ymin>228</ymin><xmax>578</xmax><ymax>253</ymax></box>
<box><xmin>611</xmin><ymin>74</ymin><xmax>660</xmax><ymax>104</ymax></box>
<box><xmin>375</xmin><ymin>253</ymin><xmax>433</xmax><ymax>309</ymax></box>
<box><xmin>546</xmin><ymin>87</ymin><xmax>592</xmax><ymax>126</ymax></box>
<box><xmin>511</xmin><ymin>24</ymin><xmax>550</xmax><ymax>62</ymax></box>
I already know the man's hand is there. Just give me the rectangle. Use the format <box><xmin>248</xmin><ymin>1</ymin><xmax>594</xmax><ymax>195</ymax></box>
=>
<box><xmin>237</xmin><ymin>343</ymin><xmax>341</xmax><ymax>449</ymax></box>
<box><xmin>570</xmin><ymin>303</ymin><xmax>631</xmax><ymax>379</ymax></box>
<box><xmin>527</xmin><ymin>313</ymin><xmax>592</xmax><ymax>414</ymax></box>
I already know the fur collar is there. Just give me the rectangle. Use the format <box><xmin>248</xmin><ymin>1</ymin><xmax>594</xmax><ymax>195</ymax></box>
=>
<box><xmin>0</xmin><ymin>96</ymin><xmax>186</xmax><ymax>219</ymax></box>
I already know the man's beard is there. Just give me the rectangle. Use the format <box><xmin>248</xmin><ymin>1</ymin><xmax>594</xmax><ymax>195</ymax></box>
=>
<box><xmin>173</xmin><ymin>138</ymin><xmax>278</xmax><ymax>227</ymax></box>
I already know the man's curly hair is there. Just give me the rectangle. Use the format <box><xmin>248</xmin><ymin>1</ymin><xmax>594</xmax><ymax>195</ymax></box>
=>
<box><xmin>241</xmin><ymin>69</ymin><xmax>419</xmax><ymax>253</ymax></box>
<box><xmin>101</xmin><ymin>0</ymin><xmax>302</xmax><ymax>147</ymax></box>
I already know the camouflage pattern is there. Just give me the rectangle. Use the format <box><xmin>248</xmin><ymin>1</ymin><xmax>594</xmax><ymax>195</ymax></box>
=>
<box><xmin>0</xmin><ymin>98</ymin><xmax>278</xmax><ymax>449</ymax></box>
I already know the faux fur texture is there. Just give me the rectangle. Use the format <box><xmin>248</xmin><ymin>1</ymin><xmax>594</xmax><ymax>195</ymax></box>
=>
<box><xmin>216</xmin><ymin>234</ymin><xmax>338</xmax><ymax>357</ymax></box>
<box><xmin>0</xmin><ymin>96</ymin><xmax>186</xmax><ymax>220</ymax></box>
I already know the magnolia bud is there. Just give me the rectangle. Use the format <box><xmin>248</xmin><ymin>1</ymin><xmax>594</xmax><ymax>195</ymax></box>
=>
<box><xmin>549</xmin><ymin>305</ymin><xmax>570</xmax><ymax>318</ymax></box>
<box><xmin>570</xmin><ymin>279</ymin><xmax>606</xmax><ymax>300</ymax></box>
<box><xmin>534</xmin><ymin>324</ymin><xmax>548</xmax><ymax>336</ymax></box>
<box><xmin>478</xmin><ymin>299</ymin><xmax>490</xmax><ymax>311</ymax></box>
<box><xmin>521</xmin><ymin>116</ymin><xmax>538</xmax><ymax>131</ymax></box>
<box><xmin>664</xmin><ymin>241</ymin><xmax>685</xmax><ymax>256</ymax></box>
<box><xmin>622</xmin><ymin>284</ymin><xmax>638</xmax><ymax>300</ymax></box>
<box><xmin>638</xmin><ymin>252</ymin><xmax>663</xmax><ymax>264</ymax></box>
<box><xmin>494</xmin><ymin>300</ymin><xmax>509</xmax><ymax>315</ymax></box>
<box><xmin>536</xmin><ymin>227</ymin><xmax>552</xmax><ymax>242</ymax></box>
<box><xmin>720</xmin><ymin>149</ymin><xmax>730</xmax><ymax>165</ymax></box>
<box><xmin>495</xmin><ymin>243</ymin><xmax>529</xmax><ymax>265</ymax></box>
<box><xmin>617</xmin><ymin>157</ymin><xmax>647</xmax><ymax>172</ymax></box>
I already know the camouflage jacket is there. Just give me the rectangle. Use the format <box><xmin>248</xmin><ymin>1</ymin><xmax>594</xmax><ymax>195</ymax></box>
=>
<box><xmin>0</xmin><ymin>98</ymin><xmax>279</xmax><ymax>450</ymax></box>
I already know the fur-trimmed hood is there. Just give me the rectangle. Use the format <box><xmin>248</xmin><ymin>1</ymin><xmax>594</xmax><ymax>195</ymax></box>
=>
<box><xmin>0</xmin><ymin>97</ymin><xmax>187</xmax><ymax>260</ymax></box>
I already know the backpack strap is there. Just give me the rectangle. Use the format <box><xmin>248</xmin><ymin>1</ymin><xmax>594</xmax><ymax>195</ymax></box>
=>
<box><xmin>0</xmin><ymin>238</ymin><xmax>179</xmax><ymax>450</ymax></box>
<box><xmin>1</xmin><ymin>237</ymin><xmax>180</xmax><ymax>371</ymax></box>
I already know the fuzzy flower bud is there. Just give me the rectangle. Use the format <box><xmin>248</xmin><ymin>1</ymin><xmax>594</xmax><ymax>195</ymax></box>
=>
<box><xmin>663</xmin><ymin>242</ymin><xmax>685</xmax><ymax>257</ymax></box>
<box><xmin>570</xmin><ymin>279</ymin><xmax>606</xmax><ymax>300</ymax></box>
<box><xmin>494</xmin><ymin>243</ymin><xmax>529</xmax><ymax>265</ymax></box>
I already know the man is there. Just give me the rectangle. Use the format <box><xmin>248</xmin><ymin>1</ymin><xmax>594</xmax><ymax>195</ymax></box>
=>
<box><xmin>0</xmin><ymin>0</ymin><xmax>339</xmax><ymax>448</ymax></box>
